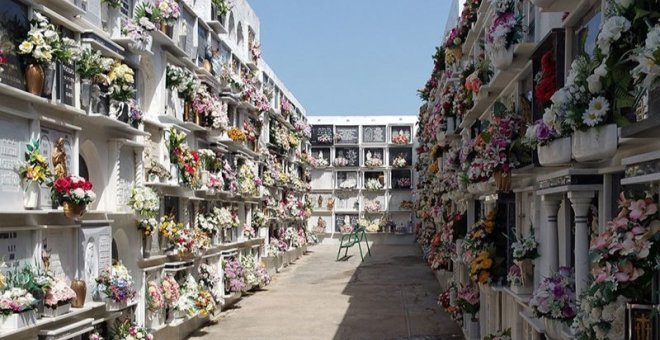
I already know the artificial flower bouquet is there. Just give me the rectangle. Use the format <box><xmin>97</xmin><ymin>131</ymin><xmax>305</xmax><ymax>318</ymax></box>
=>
<box><xmin>111</xmin><ymin>319</ymin><xmax>153</xmax><ymax>340</ymax></box>
<box><xmin>44</xmin><ymin>278</ymin><xmax>76</xmax><ymax>310</ymax></box>
<box><xmin>391</xmin><ymin>133</ymin><xmax>409</xmax><ymax>144</ymax></box>
<box><xmin>506</xmin><ymin>263</ymin><xmax>523</xmax><ymax>287</ymax></box>
<box><xmin>195</xmin><ymin>289</ymin><xmax>216</xmax><ymax>316</ymax></box>
<box><xmin>485</xmin><ymin>0</ymin><xmax>523</xmax><ymax>55</ymax></box>
<box><xmin>175</xmin><ymin>274</ymin><xmax>200</xmax><ymax>317</ymax></box>
<box><xmin>198</xmin><ymin>263</ymin><xmax>223</xmax><ymax>304</ymax></box>
<box><xmin>0</xmin><ymin>287</ymin><xmax>38</xmax><ymax>316</ymax></box>
<box><xmin>127</xmin><ymin>186</ymin><xmax>159</xmax><ymax>217</ymax></box>
<box><xmin>294</xmin><ymin>119</ymin><xmax>312</xmax><ymax>139</ymax></box>
<box><xmin>155</xmin><ymin>0</ymin><xmax>181</xmax><ymax>24</ymax></box>
<box><xmin>317</xmin><ymin>132</ymin><xmax>333</xmax><ymax>144</ymax></box>
<box><xmin>146</xmin><ymin>280</ymin><xmax>165</xmax><ymax>313</ymax></box>
<box><xmin>222</xmin><ymin>160</ymin><xmax>238</xmax><ymax>194</ymax></box>
<box><xmin>166</xmin><ymin>64</ymin><xmax>196</xmax><ymax>100</ymax></box>
<box><xmin>316</xmin><ymin>157</ymin><xmax>329</xmax><ymax>167</ymax></box>
<box><xmin>392</xmin><ymin>154</ymin><xmax>408</xmax><ymax>168</ymax></box>
<box><xmin>223</xmin><ymin>258</ymin><xmax>246</xmax><ymax>293</ymax></box>
<box><xmin>240</xmin><ymin>254</ymin><xmax>259</xmax><ymax>288</ymax></box>
<box><xmin>51</xmin><ymin>176</ymin><xmax>96</xmax><ymax>217</ymax></box>
<box><xmin>339</xmin><ymin>178</ymin><xmax>357</xmax><ymax>190</ymax></box>
<box><xmin>228</xmin><ymin>127</ymin><xmax>247</xmax><ymax>142</ymax></box>
<box><xmin>529</xmin><ymin>266</ymin><xmax>576</xmax><ymax>322</ymax></box>
<box><xmin>18</xmin><ymin>139</ymin><xmax>51</xmax><ymax>185</ymax></box>
<box><xmin>95</xmin><ymin>263</ymin><xmax>136</xmax><ymax>304</ymax></box>
<box><xmin>238</xmin><ymin>162</ymin><xmax>261</xmax><ymax>196</ymax></box>
<box><xmin>243</xmin><ymin>120</ymin><xmax>259</xmax><ymax>142</ymax></box>
<box><xmin>197</xmin><ymin>213</ymin><xmax>218</xmax><ymax>235</ymax></box>
<box><xmin>18</xmin><ymin>12</ymin><xmax>80</xmax><ymax>66</ymax></box>
<box><xmin>363</xmin><ymin>199</ymin><xmax>382</xmax><ymax>213</ymax></box>
<box><xmin>333</xmin><ymin>157</ymin><xmax>349</xmax><ymax>167</ymax></box>
<box><xmin>161</xmin><ymin>273</ymin><xmax>180</xmax><ymax>309</ymax></box>
<box><xmin>191</xmin><ymin>87</ymin><xmax>229</xmax><ymax>130</ymax></box>
<box><xmin>364</xmin><ymin>157</ymin><xmax>383</xmax><ymax>168</ymax></box>
<box><xmin>243</xmin><ymin>223</ymin><xmax>256</xmax><ymax>239</ymax></box>
<box><xmin>365</xmin><ymin>178</ymin><xmax>383</xmax><ymax>191</ymax></box>
<box><xmin>456</xmin><ymin>285</ymin><xmax>479</xmax><ymax>321</ymax></box>
<box><xmin>396</xmin><ymin>177</ymin><xmax>411</xmax><ymax>189</ymax></box>
<box><xmin>573</xmin><ymin>193</ymin><xmax>660</xmax><ymax>339</ymax></box>
<box><xmin>511</xmin><ymin>229</ymin><xmax>539</xmax><ymax>261</ymax></box>
<box><xmin>158</xmin><ymin>216</ymin><xmax>183</xmax><ymax>239</ymax></box>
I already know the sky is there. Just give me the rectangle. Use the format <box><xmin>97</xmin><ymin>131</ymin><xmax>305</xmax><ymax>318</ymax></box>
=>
<box><xmin>248</xmin><ymin>0</ymin><xmax>453</xmax><ymax>116</ymax></box>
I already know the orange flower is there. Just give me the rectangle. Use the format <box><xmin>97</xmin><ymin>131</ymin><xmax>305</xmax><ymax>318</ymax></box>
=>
<box><xmin>429</xmin><ymin>163</ymin><xmax>439</xmax><ymax>174</ymax></box>
<box><xmin>481</xmin><ymin>258</ymin><xmax>493</xmax><ymax>269</ymax></box>
<box><xmin>228</xmin><ymin>127</ymin><xmax>247</xmax><ymax>141</ymax></box>
<box><xmin>478</xmin><ymin>271</ymin><xmax>490</xmax><ymax>283</ymax></box>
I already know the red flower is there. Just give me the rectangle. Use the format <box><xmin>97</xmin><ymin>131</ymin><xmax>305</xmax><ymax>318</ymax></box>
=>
<box><xmin>83</xmin><ymin>180</ymin><xmax>93</xmax><ymax>191</ymax></box>
<box><xmin>184</xmin><ymin>164</ymin><xmax>194</xmax><ymax>175</ymax></box>
<box><xmin>54</xmin><ymin>177</ymin><xmax>72</xmax><ymax>193</ymax></box>
<box><xmin>191</xmin><ymin>151</ymin><xmax>200</xmax><ymax>162</ymax></box>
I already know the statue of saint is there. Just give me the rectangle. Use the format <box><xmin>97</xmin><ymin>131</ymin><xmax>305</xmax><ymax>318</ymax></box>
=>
<box><xmin>317</xmin><ymin>195</ymin><xmax>323</xmax><ymax>208</ymax></box>
<box><xmin>316</xmin><ymin>217</ymin><xmax>326</xmax><ymax>233</ymax></box>
<box><xmin>366</xmin><ymin>150</ymin><xmax>372</xmax><ymax>160</ymax></box>
<box><xmin>52</xmin><ymin>137</ymin><xmax>68</xmax><ymax>179</ymax></box>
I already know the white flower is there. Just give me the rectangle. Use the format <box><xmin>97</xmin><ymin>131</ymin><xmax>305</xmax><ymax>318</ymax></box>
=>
<box><xmin>71</xmin><ymin>188</ymin><xmax>85</xmax><ymax>198</ymax></box>
<box><xmin>551</xmin><ymin>88</ymin><xmax>569</xmax><ymax>105</ymax></box>
<box><xmin>597</xmin><ymin>16</ymin><xmax>631</xmax><ymax>55</ymax></box>
<box><xmin>87</xmin><ymin>191</ymin><xmax>96</xmax><ymax>202</ymax></box>
<box><xmin>587</xmin><ymin>74</ymin><xmax>602</xmax><ymax>94</ymax></box>
<box><xmin>542</xmin><ymin>107</ymin><xmax>557</xmax><ymax>128</ymax></box>
<box><xmin>594</xmin><ymin>63</ymin><xmax>607</xmax><ymax>78</ymax></box>
<box><xmin>588</xmin><ymin>96</ymin><xmax>609</xmax><ymax>117</ymax></box>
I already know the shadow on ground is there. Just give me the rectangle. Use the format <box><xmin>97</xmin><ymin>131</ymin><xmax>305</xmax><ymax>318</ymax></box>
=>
<box><xmin>332</xmin><ymin>242</ymin><xmax>463</xmax><ymax>340</ymax></box>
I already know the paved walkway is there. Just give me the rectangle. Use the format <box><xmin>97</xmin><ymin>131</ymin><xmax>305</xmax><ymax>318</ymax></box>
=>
<box><xmin>189</xmin><ymin>241</ymin><xmax>462</xmax><ymax>340</ymax></box>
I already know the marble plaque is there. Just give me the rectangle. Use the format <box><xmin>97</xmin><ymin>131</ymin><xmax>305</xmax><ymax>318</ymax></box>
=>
<box><xmin>334</xmin><ymin>214</ymin><xmax>358</xmax><ymax>232</ymax></box>
<box><xmin>0</xmin><ymin>115</ymin><xmax>29</xmax><ymax>209</ymax></box>
<box><xmin>0</xmin><ymin>1</ymin><xmax>28</xmax><ymax>89</ymax></box>
<box><xmin>0</xmin><ymin>230</ymin><xmax>32</xmax><ymax>271</ymax></box>
<box><xmin>78</xmin><ymin>225</ymin><xmax>112</xmax><ymax>303</ymax></box>
<box><xmin>362</xmin><ymin>125</ymin><xmax>386</xmax><ymax>143</ymax></box>
<box><xmin>335</xmin><ymin>126</ymin><xmax>359</xmax><ymax>144</ymax></box>
<box><xmin>43</xmin><ymin>229</ymin><xmax>76</xmax><ymax>280</ymax></box>
<box><xmin>57</xmin><ymin>28</ymin><xmax>76</xmax><ymax>105</ymax></box>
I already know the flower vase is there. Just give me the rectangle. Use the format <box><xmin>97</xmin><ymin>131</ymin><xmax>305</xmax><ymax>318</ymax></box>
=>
<box><xmin>33</xmin><ymin>290</ymin><xmax>44</xmax><ymax>320</ymax></box>
<box><xmin>491</xmin><ymin>46</ymin><xmax>514</xmax><ymax>70</ymax></box>
<box><xmin>0</xmin><ymin>310</ymin><xmax>36</xmax><ymax>330</ymax></box>
<box><xmin>446</xmin><ymin>117</ymin><xmax>456</xmax><ymax>133</ymax></box>
<box><xmin>41</xmin><ymin>62</ymin><xmax>56</xmax><ymax>98</ymax></box>
<box><xmin>511</xmin><ymin>259</ymin><xmax>534</xmax><ymax>295</ymax></box>
<box><xmin>23</xmin><ymin>181</ymin><xmax>40</xmax><ymax>209</ymax></box>
<box><xmin>203</xmin><ymin>59</ymin><xmax>212</xmax><ymax>72</ymax></box>
<box><xmin>25</xmin><ymin>63</ymin><xmax>44</xmax><ymax>96</ymax></box>
<box><xmin>160</xmin><ymin>22</ymin><xmax>169</xmax><ymax>35</ymax></box>
<box><xmin>466</xmin><ymin>317</ymin><xmax>480</xmax><ymax>338</ymax></box>
<box><xmin>571</xmin><ymin>124</ymin><xmax>618</xmax><ymax>162</ymax></box>
<box><xmin>494</xmin><ymin>171</ymin><xmax>511</xmax><ymax>192</ymax></box>
<box><xmin>169</xmin><ymin>163</ymin><xmax>179</xmax><ymax>185</ymax></box>
<box><xmin>543</xmin><ymin>318</ymin><xmax>563</xmax><ymax>340</ymax></box>
<box><xmin>63</xmin><ymin>202</ymin><xmax>86</xmax><ymax>219</ymax></box>
<box><xmin>142</xmin><ymin>233</ymin><xmax>152</xmax><ymax>258</ymax></box>
<box><xmin>183</xmin><ymin>101</ymin><xmax>192</xmax><ymax>122</ymax></box>
<box><xmin>537</xmin><ymin>136</ymin><xmax>572</xmax><ymax>166</ymax></box>
<box><xmin>105</xmin><ymin>299</ymin><xmax>128</xmax><ymax>312</ymax></box>
<box><xmin>80</xmin><ymin>79</ymin><xmax>92</xmax><ymax>112</ymax></box>
<box><xmin>70</xmin><ymin>280</ymin><xmax>86</xmax><ymax>307</ymax></box>
<box><xmin>200</xmin><ymin>170</ymin><xmax>210</xmax><ymax>188</ymax></box>
<box><xmin>42</xmin><ymin>303</ymin><xmax>71</xmax><ymax>318</ymax></box>
<box><xmin>110</xmin><ymin>100</ymin><xmax>129</xmax><ymax>122</ymax></box>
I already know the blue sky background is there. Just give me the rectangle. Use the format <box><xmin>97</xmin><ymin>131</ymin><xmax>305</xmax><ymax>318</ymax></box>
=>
<box><xmin>248</xmin><ymin>0</ymin><xmax>452</xmax><ymax>116</ymax></box>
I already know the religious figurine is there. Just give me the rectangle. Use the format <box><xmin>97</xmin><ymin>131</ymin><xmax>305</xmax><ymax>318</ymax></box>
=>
<box><xmin>317</xmin><ymin>195</ymin><xmax>323</xmax><ymax>208</ymax></box>
<box><xmin>366</xmin><ymin>150</ymin><xmax>372</xmax><ymax>160</ymax></box>
<box><xmin>41</xmin><ymin>242</ymin><xmax>51</xmax><ymax>274</ymax></box>
<box><xmin>318</xmin><ymin>150</ymin><xmax>323</xmax><ymax>160</ymax></box>
<box><xmin>327</xmin><ymin>197</ymin><xmax>335</xmax><ymax>210</ymax></box>
<box><xmin>315</xmin><ymin>216</ymin><xmax>326</xmax><ymax>234</ymax></box>
<box><xmin>52</xmin><ymin>137</ymin><xmax>68</xmax><ymax>179</ymax></box>
<box><xmin>343</xmin><ymin>215</ymin><xmax>350</xmax><ymax>226</ymax></box>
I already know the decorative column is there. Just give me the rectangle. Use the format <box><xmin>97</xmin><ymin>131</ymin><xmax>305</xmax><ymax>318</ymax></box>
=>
<box><xmin>540</xmin><ymin>195</ymin><xmax>562</xmax><ymax>279</ymax></box>
<box><xmin>568</xmin><ymin>191</ymin><xmax>595</xmax><ymax>295</ymax></box>
<box><xmin>107</xmin><ymin>140</ymin><xmax>123</xmax><ymax>212</ymax></box>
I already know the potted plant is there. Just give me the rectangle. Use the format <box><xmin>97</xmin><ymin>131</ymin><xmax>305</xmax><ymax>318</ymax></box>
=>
<box><xmin>51</xmin><ymin>175</ymin><xmax>96</xmax><ymax>219</ymax></box>
<box><xmin>95</xmin><ymin>262</ymin><xmax>136</xmax><ymax>311</ymax></box>
<box><xmin>17</xmin><ymin>139</ymin><xmax>51</xmax><ymax>209</ymax></box>
<box><xmin>0</xmin><ymin>288</ymin><xmax>38</xmax><ymax>330</ymax></box>
<box><xmin>43</xmin><ymin>278</ymin><xmax>76</xmax><ymax>317</ymax></box>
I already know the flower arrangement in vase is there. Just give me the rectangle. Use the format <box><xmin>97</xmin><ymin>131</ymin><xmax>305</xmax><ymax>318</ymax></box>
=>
<box><xmin>18</xmin><ymin>12</ymin><xmax>80</xmax><ymax>97</ymax></box>
<box><xmin>243</xmin><ymin>120</ymin><xmax>259</xmax><ymax>143</ymax></box>
<box><xmin>194</xmin><ymin>289</ymin><xmax>216</xmax><ymax>316</ymax></box>
<box><xmin>391</xmin><ymin>133</ymin><xmax>409</xmax><ymax>145</ymax></box>
<box><xmin>364</xmin><ymin>178</ymin><xmax>383</xmax><ymax>191</ymax></box>
<box><xmin>146</xmin><ymin>280</ymin><xmax>165</xmax><ymax>314</ymax></box>
<box><xmin>111</xmin><ymin>319</ymin><xmax>153</xmax><ymax>340</ymax></box>
<box><xmin>211</xmin><ymin>0</ymin><xmax>233</xmax><ymax>16</ymax></box>
<box><xmin>17</xmin><ymin>139</ymin><xmax>51</xmax><ymax>209</ymax></box>
<box><xmin>0</xmin><ymin>287</ymin><xmax>38</xmax><ymax>326</ymax></box>
<box><xmin>573</xmin><ymin>193</ymin><xmax>659</xmax><ymax>339</ymax></box>
<box><xmin>364</xmin><ymin>157</ymin><xmax>383</xmax><ymax>168</ymax></box>
<box><xmin>396</xmin><ymin>177</ymin><xmax>411</xmax><ymax>189</ymax></box>
<box><xmin>154</xmin><ymin>0</ymin><xmax>180</xmax><ymax>31</ymax></box>
<box><xmin>392</xmin><ymin>154</ymin><xmax>408</xmax><ymax>168</ymax></box>
<box><xmin>363</xmin><ymin>199</ymin><xmax>382</xmax><ymax>213</ymax></box>
<box><xmin>294</xmin><ymin>119</ymin><xmax>312</xmax><ymax>139</ymax></box>
<box><xmin>51</xmin><ymin>176</ymin><xmax>96</xmax><ymax>219</ymax></box>
<box><xmin>191</xmin><ymin>86</ymin><xmax>229</xmax><ymax>130</ymax></box>
<box><xmin>334</xmin><ymin>157</ymin><xmax>349</xmax><ymax>167</ymax></box>
<box><xmin>456</xmin><ymin>285</ymin><xmax>479</xmax><ymax>321</ymax></box>
<box><xmin>529</xmin><ymin>266</ymin><xmax>576</xmax><ymax>322</ymax></box>
<box><xmin>485</xmin><ymin>0</ymin><xmax>523</xmax><ymax>70</ymax></box>
<box><xmin>43</xmin><ymin>278</ymin><xmax>76</xmax><ymax>317</ymax></box>
<box><xmin>95</xmin><ymin>263</ymin><xmax>136</xmax><ymax>310</ymax></box>
<box><xmin>166</xmin><ymin>64</ymin><xmax>197</xmax><ymax>100</ymax></box>
<box><xmin>127</xmin><ymin>186</ymin><xmax>159</xmax><ymax>217</ymax></box>
<box><xmin>161</xmin><ymin>273</ymin><xmax>180</xmax><ymax>310</ymax></box>
<box><xmin>240</xmin><ymin>254</ymin><xmax>259</xmax><ymax>289</ymax></box>
<box><xmin>174</xmin><ymin>274</ymin><xmax>200</xmax><ymax>317</ymax></box>
<box><xmin>223</xmin><ymin>258</ymin><xmax>246</xmax><ymax>293</ymax></box>
<box><xmin>198</xmin><ymin>263</ymin><xmax>223</xmax><ymax>304</ymax></box>
<box><xmin>228</xmin><ymin>127</ymin><xmax>247</xmax><ymax>142</ymax></box>
<box><xmin>317</xmin><ymin>132</ymin><xmax>333</xmax><ymax>144</ymax></box>
<box><xmin>238</xmin><ymin>161</ymin><xmax>261</xmax><ymax>196</ymax></box>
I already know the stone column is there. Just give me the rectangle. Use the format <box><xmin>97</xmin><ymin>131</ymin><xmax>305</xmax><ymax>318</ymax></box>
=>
<box><xmin>107</xmin><ymin>140</ymin><xmax>122</xmax><ymax>212</ymax></box>
<box><xmin>568</xmin><ymin>191</ymin><xmax>595</xmax><ymax>295</ymax></box>
<box><xmin>540</xmin><ymin>195</ymin><xmax>562</xmax><ymax>278</ymax></box>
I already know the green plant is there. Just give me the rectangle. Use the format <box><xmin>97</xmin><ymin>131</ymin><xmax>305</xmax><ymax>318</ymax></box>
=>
<box><xmin>76</xmin><ymin>48</ymin><xmax>104</xmax><ymax>80</ymax></box>
<box><xmin>212</xmin><ymin>0</ymin><xmax>233</xmax><ymax>17</ymax></box>
<box><xmin>17</xmin><ymin>139</ymin><xmax>51</xmax><ymax>185</ymax></box>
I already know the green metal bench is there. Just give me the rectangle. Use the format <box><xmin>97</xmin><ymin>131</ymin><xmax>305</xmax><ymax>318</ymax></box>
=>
<box><xmin>336</xmin><ymin>227</ymin><xmax>371</xmax><ymax>261</ymax></box>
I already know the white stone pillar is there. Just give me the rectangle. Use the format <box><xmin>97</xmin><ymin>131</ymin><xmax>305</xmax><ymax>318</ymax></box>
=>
<box><xmin>568</xmin><ymin>191</ymin><xmax>595</xmax><ymax>295</ymax></box>
<box><xmin>540</xmin><ymin>195</ymin><xmax>562</xmax><ymax>278</ymax></box>
<box><xmin>107</xmin><ymin>141</ymin><xmax>122</xmax><ymax>212</ymax></box>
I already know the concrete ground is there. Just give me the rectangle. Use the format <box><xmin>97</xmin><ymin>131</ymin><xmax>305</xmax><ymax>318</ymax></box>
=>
<box><xmin>189</xmin><ymin>241</ymin><xmax>463</xmax><ymax>340</ymax></box>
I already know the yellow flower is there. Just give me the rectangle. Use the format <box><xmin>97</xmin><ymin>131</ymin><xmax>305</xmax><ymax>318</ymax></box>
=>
<box><xmin>481</xmin><ymin>258</ymin><xmax>493</xmax><ymax>269</ymax></box>
<box><xmin>159</xmin><ymin>2</ymin><xmax>169</xmax><ymax>11</ymax></box>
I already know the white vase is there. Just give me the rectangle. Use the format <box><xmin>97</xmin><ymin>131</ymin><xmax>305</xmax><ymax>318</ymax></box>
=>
<box><xmin>0</xmin><ymin>310</ymin><xmax>36</xmax><ymax>330</ymax></box>
<box><xmin>42</xmin><ymin>303</ymin><xmax>71</xmax><ymax>318</ymax></box>
<box><xmin>543</xmin><ymin>318</ymin><xmax>564</xmax><ymax>340</ymax></box>
<box><xmin>145</xmin><ymin>311</ymin><xmax>162</xmax><ymax>329</ymax></box>
<box><xmin>466</xmin><ymin>318</ymin><xmax>480</xmax><ymax>338</ymax></box>
<box><xmin>491</xmin><ymin>46</ymin><xmax>514</xmax><ymax>70</ymax></box>
<box><xmin>170</xmin><ymin>163</ymin><xmax>179</xmax><ymax>184</ymax></box>
<box><xmin>105</xmin><ymin>299</ymin><xmax>128</xmax><ymax>311</ymax></box>
<box><xmin>537</xmin><ymin>136</ymin><xmax>572</xmax><ymax>166</ymax></box>
<box><xmin>23</xmin><ymin>181</ymin><xmax>40</xmax><ymax>209</ymax></box>
<box><xmin>447</xmin><ymin>117</ymin><xmax>456</xmax><ymax>133</ymax></box>
<box><xmin>571</xmin><ymin>124</ymin><xmax>618</xmax><ymax>162</ymax></box>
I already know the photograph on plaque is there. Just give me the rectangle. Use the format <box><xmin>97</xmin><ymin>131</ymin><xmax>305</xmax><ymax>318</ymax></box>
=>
<box><xmin>335</xmin><ymin>125</ymin><xmax>359</xmax><ymax>144</ymax></box>
<box><xmin>311</xmin><ymin>125</ymin><xmax>333</xmax><ymax>145</ymax></box>
<box><xmin>362</xmin><ymin>125</ymin><xmax>386</xmax><ymax>143</ymax></box>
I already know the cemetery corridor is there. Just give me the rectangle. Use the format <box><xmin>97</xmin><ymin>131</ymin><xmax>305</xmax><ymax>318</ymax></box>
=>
<box><xmin>189</xmin><ymin>242</ymin><xmax>463</xmax><ymax>340</ymax></box>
